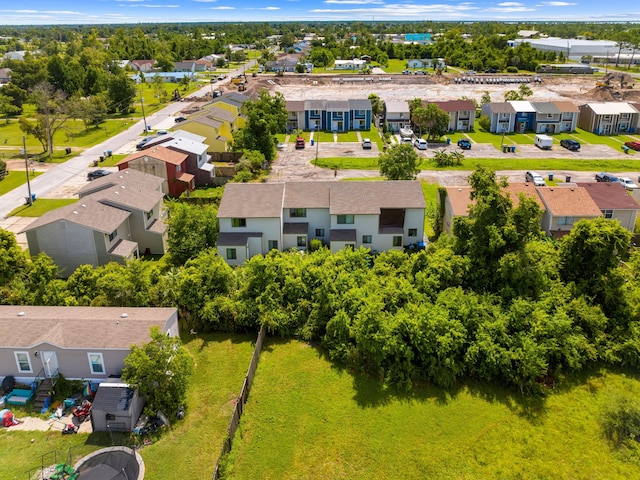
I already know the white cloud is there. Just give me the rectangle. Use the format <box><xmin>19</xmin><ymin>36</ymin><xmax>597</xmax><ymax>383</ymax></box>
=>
<box><xmin>497</xmin><ymin>2</ymin><xmax>523</xmax><ymax>5</ymax></box>
<box><xmin>487</xmin><ymin>6</ymin><xmax>535</xmax><ymax>11</ymax></box>
<box><xmin>117</xmin><ymin>4</ymin><xmax>179</xmax><ymax>7</ymax></box>
<box><xmin>312</xmin><ymin>3</ymin><xmax>478</xmax><ymax>15</ymax></box>
<box><xmin>325</xmin><ymin>0</ymin><xmax>385</xmax><ymax>4</ymax></box>
<box><xmin>537</xmin><ymin>1</ymin><xmax>577</xmax><ymax>5</ymax></box>
<box><xmin>193</xmin><ymin>0</ymin><xmax>217</xmax><ymax>2</ymax></box>
<box><xmin>208</xmin><ymin>5</ymin><xmax>235</xmax><ymax>9</ymax></box>
<box><xmin>262</xmin><ymin>6</ymin><xmax>280</xmax><ymax>9</ymax></box>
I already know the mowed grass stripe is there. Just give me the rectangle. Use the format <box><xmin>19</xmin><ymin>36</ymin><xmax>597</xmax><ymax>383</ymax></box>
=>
<box><xmin>225</xmin><ymin>339</ymin><xmax>640</xmax><ymax>480</ymax></box>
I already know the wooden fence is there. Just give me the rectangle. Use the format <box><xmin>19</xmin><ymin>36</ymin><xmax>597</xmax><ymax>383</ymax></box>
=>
<box><xmin>212</xmin><ymin>324</ymin><xmax>267</xmax><ymax>480</ymax></box>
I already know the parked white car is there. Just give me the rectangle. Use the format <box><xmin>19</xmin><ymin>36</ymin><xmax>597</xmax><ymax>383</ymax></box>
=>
<box><xmin>414</xmin><ymin>138</ymin><xmax>428</xmax><ymax>150</ymax></box>
<box><xmin>619</xmin><ymin>177</ymin><xmax>639</xmax><ymax>191</ymax></box>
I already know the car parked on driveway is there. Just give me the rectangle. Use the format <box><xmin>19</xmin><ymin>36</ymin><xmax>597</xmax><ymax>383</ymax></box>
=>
<box><xmin>624</xmin><ymin>141</ymin><xmax>640</xmax><ymax>151</ymax></box>
<box><xmin>525</xmin><ymin>171</ymin><xmax>546</xmax><ymax>186</ymax></box>
<box><xmin>457</xmin><ymin>139</ymin><xmax>472</xmax><ymax>150</ymax></box>
<box><xmin>560</xmin><ymin>139</ymin><xmax>581</xmax><ymax>151</ymax></box>
<box><xmin>414</xmin><ymin>138</ymin><xmax>428</xmax><ymax>150</ymax></box>
<box><xmin>362</xmin><ymin>138</ymin><xmax>372</xmax><ymax>149</ymax></box>
<box><xmin>136</xmin><ymin>136</ymin><xmax>157</xmax><ymax>150</ymax></box>
<box><xmin>619</xmin><ymin>177</ymin><xmax>638</xmax><ymax>190</ymax></box>
<box><xmin>595</xmin><ymin>172</ymin><xmax>621</xmax><ymax>183</ymax></box>
<box><xmin>87</xmin><ymin>169</ymin><xmax>111</xmax><ymax>181</ymax></box>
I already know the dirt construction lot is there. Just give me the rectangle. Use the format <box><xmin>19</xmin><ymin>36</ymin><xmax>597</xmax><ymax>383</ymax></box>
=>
<box><xmin>241</xmin><ymin>72</ymin><xmax>640</xmax><ymax>104</ymax></box>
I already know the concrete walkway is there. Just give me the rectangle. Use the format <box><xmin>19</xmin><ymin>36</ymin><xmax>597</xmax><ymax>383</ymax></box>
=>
<box><xmin>2</xmin><ymin>411</ymin><xmax>92</xmax><ymax>433</ymax></box>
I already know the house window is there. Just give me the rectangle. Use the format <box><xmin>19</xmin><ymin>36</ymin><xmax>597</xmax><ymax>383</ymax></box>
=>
<box><xmin>334</xmin><ymin>112</ymin><xmax>343</xmax><ymax>119</ymax></box>
<box><xmin>408</xmin><ymin>229</ymin><xmax>418</xmax><ymax>237</ymax></box>
<box><xmin>226</xmin><ymin>248</ymin><xmax>237</xmax><ymax>260</ymax></box>
<box><xmin>88</xmin><ymin>353</ymin><xmax>105</xmax><ymax>375</ymax></box>
<box><xmin>337</xmin><ymin>214</ymin><xmax>354</xmax><ymax>224</ymax></box>
<box><xmin>297</xmin><ymin>236</ymin><xmax>307</xmax><ymax>247</ymax></box>
<box><xmin>393</xmin><ymin>236</ymin><xmax>402</xmax><ymax>247</ymax></box>
<box><xmin>311</xmin><ymin>110</ymin><xmax>320</xmax><ymax>117</ymax></box>
<box><xmin>290</xmin><ymin>208</ymin><xmax>306</xmax><ymax>218</ymax></box>
<box><xmin>602</xmin><ymin>210</ymin><xmax>614</xmax><ymax>219</ymax></box>
<box><xmin>547</xmin><ymin>114</ymin><xmax>553</xmax><ymax>118</ymax></box>
<box><xmin>315</xmin><ymin>228</ymin><xmax>325</xmax><ymax>237</ymax></box>
<box><xmin>176</xmin><ymin>164</ymin><xmax>181</xmax><ymax>173</ymax></box>
<box><xmin>621</xmin><ymin>113</ymin><xmax>629</xmax><ymax>118</ymax></box>
<box><xmin>231</xmin><ymin>218</ymin><xmax>246</xmax><ymax>228</ymax></box>
<box><xmin>268</xmin><ymin>240</ymin><xmax>278</xmax><ymax>250</ymax></box>
<box><xmin>146</xmin><ymin>210</ymin><xmax>153</xmax><ymax>220</ymax></box>
<box><xmin>362</xmin><ymin>235</ymin><xmax>372</xmax><ymax>244</ymax></box>
<box><xmin>15</xmin><ymin>352</ymin><xmax>32</xmax><ymax>373</ymax></box>
<box><xmin>558</xmin><ymin>216</ymin><xmax>575</xmax><ymax>225</ymax></box>
<box><xmin>108</xmin><ymin>230</ymin><xmax>117</xmax><ymax>242</ymax></box>
<box><xmin>356</xmin><ymin>109</ymin><xmax>365</xmax><ymax>117</ymax></box>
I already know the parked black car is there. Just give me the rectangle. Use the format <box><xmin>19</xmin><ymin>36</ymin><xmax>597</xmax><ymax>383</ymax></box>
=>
<box><xmin>595</xmin><ymin>172</ymin><xmax>620</xmax><ymax>183</ymax></box>
<box><xmin>174</xmin><ymin>116</ymin><xmax>187</xmax><ymax>123</ymax></box>
<box><xmin>560</xmin><ymin>139</ymin><xmax>581</xmax><ymax>151</ymax></box>
<box><xmin>457</xmin><ymin>139</ymin><xmax>472</xmax><ymax>150</ymax></box>
<box><xmin>136</xmin><ymin>136</ymin><xmax>157</xmax><ymax>150</ymax></box>
<box><xmin>87</xmin><ymin>169</ymin><xmax>111</xmax><ymax>181</ymax></box>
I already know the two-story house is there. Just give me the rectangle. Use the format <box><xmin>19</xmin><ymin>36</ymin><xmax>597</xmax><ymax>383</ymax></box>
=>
<box><xmin>578</xmin><ymin>102</ymin><xmax>640</xmax><ymax>134</ymax></box>
<box><xmin>481</xmin><ymin>102</ymin><xmax>516</xmax><ymax>133</ymax></box>
<box><xmin>382</xmin><ymin>100</ymin><xmax>411</xmax><ymax>133</ymax></box>
<box><xmin>301</xmin><ymin>99</ymin><xmax>372</xmax><ymax>132</ymax></box>
<box><xmin>286</xmin><ymin>100</ymin><xmax>305</xmax><ymax>132</ymax></box>
<box><xmin>536</xmin><ymin>187</ymin><xmax>602</xmax><ymax>238</ymax></box>
<box><xmin>217</xmin><ymin>182</ymin><xmax>426</xmax><ymax>265</ymax></box>
<box><xmin>22</xmin><ymin>170</ymin><xmax>167</xmax><ymax>275</ymax></box>
<box><xmin>429</xmin><ymin>100</ymin><xmax>476</xmax><ymax>132</ymax></box>
<box><xmin>179</xmin><ymin>106</ymin><xmax>240</xmax><ymax>152</ymax></box>
<box><xmin>577</xmin><ymin>182</ymin><xmax>640</xmax><ymax>231</ymax></box>
<box><xmin>117</xmin><ymin>145</ymin><xmax>193</xmax><ymax>197</ymax></box>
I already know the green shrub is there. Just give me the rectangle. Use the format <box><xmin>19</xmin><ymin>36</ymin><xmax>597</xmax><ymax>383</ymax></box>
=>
<box><xmin>506</xmin><ymin>66</ymin><xmax>518</xmax><ymax>73</ymax></box>
<box><xmin>232</xmin><ymin>170</ymin><xmax>254</xmax><ymax>183</ymax></box>
<box><xmin>601</xmin><ymin>395</ymin><xmax>640</xmax><ymax>446</ymax></box>
<box><xmin>478</xmin><ymin>115</ymin><xmax>491</xmax><ymax>132</ymax></box>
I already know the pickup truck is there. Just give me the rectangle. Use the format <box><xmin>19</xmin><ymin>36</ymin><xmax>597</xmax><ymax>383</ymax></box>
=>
<box><xmin>595</xmin><ymin>172</ymin><xmax>620</xmax><ymax>183</ymax></box>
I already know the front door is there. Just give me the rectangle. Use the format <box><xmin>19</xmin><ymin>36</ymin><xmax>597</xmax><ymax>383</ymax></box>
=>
<box><xmin>41</xmin><ymin>351</ymin><xmax>59</xmax><ymax>378</ymax></box>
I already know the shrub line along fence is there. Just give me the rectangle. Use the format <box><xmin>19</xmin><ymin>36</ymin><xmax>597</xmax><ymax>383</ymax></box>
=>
<box><xmin>212</xmin><ymin>324</ymin><xmax>267</xmax><ymax>480</ymax></box>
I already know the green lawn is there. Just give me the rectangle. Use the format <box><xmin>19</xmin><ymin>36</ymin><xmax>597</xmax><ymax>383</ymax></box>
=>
<box><xmin>224</xmin><ymin>339</ymin><xmax>640</xmax><ymax>479</ymax></box>
<box><xmin>0</xmin><ymin>171</ymin><xmax>43</xmax><ymax>196</ymax></box>
<box><xmin>0</xmin><ymin>333</ymin><xmax>255</xmax><ymax>480</ymax></box>
<box><xmin>141</xmin><ymin>333</ymin><xmax>255</xmax><ymax>480</ymax></box>
<box><xmin>316</xmin><ymin>156</ymin><xmax>640</xmax><ymax>172</ymax></box>
<box><xmin>421</xmin><ymin>180</ymin><xmax>440</xmax><ymax>238</ymax></box>
<box><xmin>8</xmin><ymin>198</ymin><xmax>78</xmax><ymax>217</ymax></box>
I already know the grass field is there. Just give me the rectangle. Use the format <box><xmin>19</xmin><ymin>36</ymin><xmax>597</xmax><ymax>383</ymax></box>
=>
<box><xmin>0</xmin><ymin>333</ymin><xmax>255</xmax><ymax>480</ymax></box>
<box><xmin>224</xmin><ymin>339</ymin><xmax>640</xmax><ymax>480</ymax></box>
<box><xmin>0</xmin><ymin>171</ymin><xmax>43</xmax><ymax>196</ymax></box>
<box><xmin>316</xmin><ymin>155</ymin><xmax>640</xmax><ymax>173</ymax></box>
<box><xmin>8</xmin><ymin>198</ymin><xmax>78</xmax><ymax>217</ymax></box>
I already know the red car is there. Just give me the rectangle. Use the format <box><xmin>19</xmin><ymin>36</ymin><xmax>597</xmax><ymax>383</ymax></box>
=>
<box><xmin>625</xmin><ymin>141</ymin><xmax>640</xmax><ymax>151</ymax></box>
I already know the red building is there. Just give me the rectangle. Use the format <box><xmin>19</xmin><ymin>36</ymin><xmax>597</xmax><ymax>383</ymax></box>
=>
<box><xmin>118</xmin><ymin>146</ymin><xmax>194</xmax><ymax>197</ymax></box>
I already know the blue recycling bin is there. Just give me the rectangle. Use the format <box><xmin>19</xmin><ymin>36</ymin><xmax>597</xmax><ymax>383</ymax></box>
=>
<box><xmin>446</xmin><ymin>137</ymin><xmax>451</xmax><ymax>145</ymax></box>
<box><xmin>147</xmin><ymin>125</ymin><xmax>151</xmax><ymax>131</ymax></box>
<box><xmin>548</xmin><ymin>173</ymin><xmax>554</xmax><ymax>181</ymax></box>
<box><xmin>31</xmin><ymin>193</ymin><xmax>36</xmax><ymax>202</ymax></box>
<box><xmin>311</xmin><ymin>139</ymin><xmax>314</xmax><ymax>146</ymax></box>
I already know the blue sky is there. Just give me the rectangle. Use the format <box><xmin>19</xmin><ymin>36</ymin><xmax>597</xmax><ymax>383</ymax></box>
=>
<box><xmin>0</xmin><ymin>0</ymin><xmax>636</xmax><ymax>25</ymax></box>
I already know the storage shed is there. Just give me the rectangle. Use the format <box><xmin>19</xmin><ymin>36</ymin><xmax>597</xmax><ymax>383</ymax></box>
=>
<box><xmin>91</xmin><ymin>383</ymin><xmax>144</xmax><ymax>432</ymax></box>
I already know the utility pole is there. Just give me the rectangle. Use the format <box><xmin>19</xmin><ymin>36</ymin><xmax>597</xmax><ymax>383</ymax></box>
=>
<box><xmin>23</xmin><ymin>136</ymin><xmax>33</xmax><ymax>206</ymax></box>
<box><xmin>140</xmin><ymin>85</ymin><xmax>148</xmax><ymax>134</ymax></box>
<box><xmin>315</xmin><ymin>124</ymin><xmax>319</xmax><ymax>166</ymax></box>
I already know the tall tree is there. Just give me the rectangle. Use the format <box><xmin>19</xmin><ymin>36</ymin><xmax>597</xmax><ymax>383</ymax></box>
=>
<box><xmin>122</xmin><ymin>327</ymin><xmax>194</xmax><ymax>417</ymax></box>
<box><xmin>377</xmin><ymin>143</ymin><xmax>420</xmax><ymax>180</ymax></box>
<box><xmin>23</xmin><ymin>82</ymin><xmax>70</xmax><ymax>160</ymax></box>
<box><xmin>234</xmin><ymin>90</ymin><xmax>287</xmax><ymax>162</ymax></box>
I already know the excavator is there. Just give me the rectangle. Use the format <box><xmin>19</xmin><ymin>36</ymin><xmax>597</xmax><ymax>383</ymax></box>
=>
<box><xmin>596</xmin><ymin>72</ymin><xmax>634</xmax><ymax>90</ymax></box>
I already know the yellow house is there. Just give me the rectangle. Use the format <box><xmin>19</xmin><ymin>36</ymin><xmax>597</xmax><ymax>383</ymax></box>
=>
<box><xmin>178</xmin><ymin>114</ymin><xmax>230</xmax><ymax>153</ymax></box>
<box><xmin>207</xmin><ymin>92</ymin><xmax>250</xmax><ymax>127</ymax></box>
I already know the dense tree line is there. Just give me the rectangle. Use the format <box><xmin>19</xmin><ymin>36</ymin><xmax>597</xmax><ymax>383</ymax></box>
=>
<box><xmin>2</xmin><ymin>168</ymin><xmax>639</xmax><ymax>395</ymax></box>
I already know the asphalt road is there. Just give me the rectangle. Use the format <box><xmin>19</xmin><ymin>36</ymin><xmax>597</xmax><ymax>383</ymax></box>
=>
<box><xmin>0</xmin><ymin>71</ymin><xmax>243</xmax><ymax>219</ymax></box>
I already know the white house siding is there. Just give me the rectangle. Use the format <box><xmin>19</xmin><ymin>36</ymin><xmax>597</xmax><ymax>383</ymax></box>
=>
<box><xmin>612</xmin><ymin>210</ymin><xmax>637</xmax><ymax>232</ymax></box>
<box><xmin>219</xmin><ymin>216</ymin><xmax>282</xmax><ymax>261</ymax></box>
<box><xmin>128</xmin><ymin>210</ymin><xmax>166</xmax><ymax>255</ymax></box>
<box><xmin>27</xmin><ymin>221</ymin><xmax>98</xmax><ymax>276</ymax></box>
<box><xmin>404</xmin><ymin>208</ymin><xmax>425</xmax><ymax>240</ymax></box>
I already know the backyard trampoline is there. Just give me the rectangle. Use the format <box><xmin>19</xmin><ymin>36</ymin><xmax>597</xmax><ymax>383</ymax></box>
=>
<box><xmin>74</xmin><ymin>447</ymin><xmax>144</xmax><ymax>480</ymax></box>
